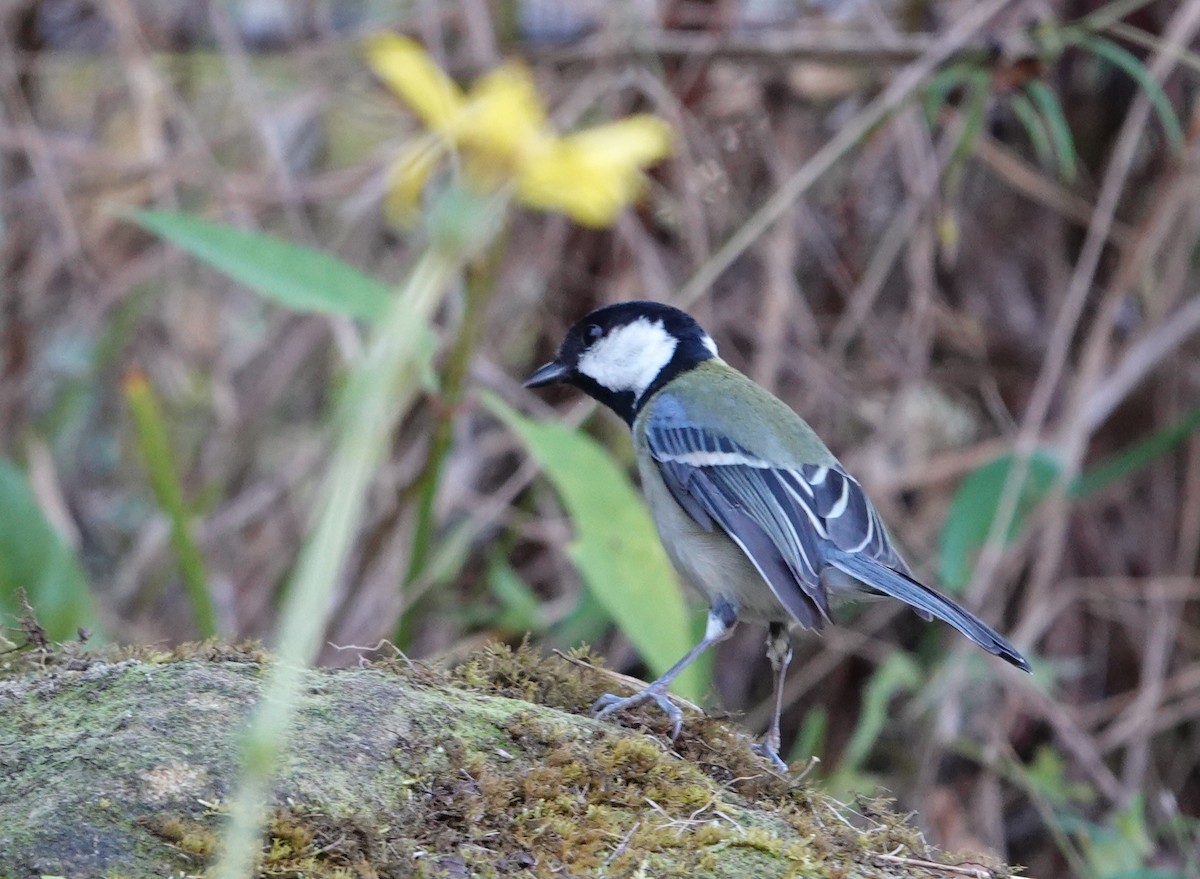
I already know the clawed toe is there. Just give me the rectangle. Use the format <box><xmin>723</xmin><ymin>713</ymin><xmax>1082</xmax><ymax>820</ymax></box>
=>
<box><xmin>751</xmin><ymin>740</ymin><xmax>790</xmax><ymax>773</ymax></box>
<box><xmin>591</xmin><ymin>689</ymin><xmax>792</xmax><ymax>770</ymax></box>
<box><xmin>591</xmin><ymin>689</ymin><xmax>684</xmax><ymax>740</ymax></box>
<box><xmin>590</xmin><ymin>692</ymin><xmax>630</xmax><ymax>716</ymax></box>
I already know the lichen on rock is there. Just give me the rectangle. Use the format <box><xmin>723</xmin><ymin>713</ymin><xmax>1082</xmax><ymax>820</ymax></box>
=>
<box><xmin>0</xmin><ymin>640</ymin><xmax>1014</xmax><ymax>878</ymax></box>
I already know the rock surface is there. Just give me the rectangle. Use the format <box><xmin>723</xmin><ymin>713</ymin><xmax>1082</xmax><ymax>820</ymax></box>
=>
<box><xmin>0</xmin><ymin>643</ymin><xmax>1012</xmax><ymax>878</ymax></box>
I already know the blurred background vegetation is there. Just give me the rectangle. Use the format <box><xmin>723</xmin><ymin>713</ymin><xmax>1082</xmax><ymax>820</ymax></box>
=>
<box><xmin>2</xmin><ymin>1</ymin><xmax>1199</xmax><ymax>876</ymax></box>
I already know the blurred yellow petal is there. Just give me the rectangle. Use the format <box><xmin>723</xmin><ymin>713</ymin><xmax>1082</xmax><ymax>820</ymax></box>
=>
<box><xmin>557</xmin><ymin>115</ymin><xmax>674</xmax><ymax>168</ymax></box>
<box><xmin>456</xmin><ymin>62</ymin><xmax>549</xmax><ymax>159</ymax></box>
<box><xmin>516</xmin><ymin>147</ymin><xmax>642</xmax><ymax>227</ymax></box>
<box><xmin>364</xmin><ymin>31</ymin><xmax>675</xmax><ymax>228</ymax></box>
<box><xmin>384</xmin><ymin>139</ymin><xmax>446</xmax><ymax>227</ymax></box>
<box><xmin>515</xmin><ymin>116</ymin><xmax>673</xmax><ymax>227</ymax></box>
<box><xmin>365</xmin><ymin>34</ymin><xmax>464</xmax><ymax>130</ymax></box>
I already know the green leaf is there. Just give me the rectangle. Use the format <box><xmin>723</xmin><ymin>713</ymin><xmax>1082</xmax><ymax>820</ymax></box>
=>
<box><xmin>0</xmin><ymin>458</ymin><xmax>99</xmax><ymax>640</ymax></box>
<box><xmin>921</xmin><ymin>62</ymin><xmax>976</xmax><ymax>123</ymax></box>
<box><xmin>1009</xmin><ymin>91</ymin><xmax>1056</xmax><ymax>171</ymax></box>
<box><xmin>1072</xmin><ymin>796</ymin><xmax>1158</xmax><ymax>879</ymax></box>
<box><xmin>938</xmin><ymin>450</ymin><xmax>1063</xmax><ymax>592</ymax></box>
<box><xmin>1073</xmin><ymin>406</ymin><xmax>1200</xmax><ymax>499</ymax></box>
<box><xmin>1026</xmin><ymin>744</ymin><xmax>1096</xmax><ymax>807</ymax></box>
<box><xmin>485</xmin><ymin>394</ymin><xmax>705</xmax><ymax>702</ymax></box>
<box><xmin>127</xmin><ymin>209</ymin><xmax>392</xmax><ymax>321</ymax></box>
<box><xmin>1023</xmin><ymin>80</ymin><xmax>1079</xmax><ymax>182</ymax></box>
<box><xmin>939</xmin><ymin>408</ymin><xmax>1200</xmax><ymax>593</ymax></box>
<box><xmin>487</xmin><ymin>557</ymin><xmax>546</xmax><ymax>635</ymax></box>
<box><xmin>1075</xmin><ymin>34</ymin><xmax>1185</xmax><ymax>152</ymax></box>
<box><xmin>947</xmin><ymin>69</ymin><xmax>991</xmax><ymax>174</ymax></box>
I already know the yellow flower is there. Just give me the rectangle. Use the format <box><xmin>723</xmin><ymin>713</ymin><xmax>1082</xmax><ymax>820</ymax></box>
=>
<box><xmin>364</xmin><ymin>33</ymin><xmax>672</xmax><ymax>228</ymax></box>
<box><xmin>517</xmin><ymin>116</ymin><xmax>675</xmax><ymax>227</ymax></box>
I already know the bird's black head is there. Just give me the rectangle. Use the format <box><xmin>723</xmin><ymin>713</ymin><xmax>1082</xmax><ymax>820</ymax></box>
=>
<box><xmin>524</xmin><ymin>301</ymin><xmax>718</xmax><ymax>424</ymax></box>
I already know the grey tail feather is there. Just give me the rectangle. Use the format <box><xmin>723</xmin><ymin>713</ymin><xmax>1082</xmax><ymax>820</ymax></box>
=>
<box><xmin>826</xmin><ymin>549</ymin><xmax>1032</xmax><ymax>674</ymax></box>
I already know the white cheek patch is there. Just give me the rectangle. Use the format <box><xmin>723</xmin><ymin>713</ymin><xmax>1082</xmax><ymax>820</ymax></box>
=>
<box><xmin>577</xmin><ymin>318</ymin><xmax>678</xmax><ymax>398</ymax></box>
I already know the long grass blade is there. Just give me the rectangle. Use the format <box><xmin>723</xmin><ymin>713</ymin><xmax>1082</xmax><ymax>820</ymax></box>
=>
<box><xmin>1010</xmin><ymin>91</ymin><xmax>1057</xmax><ymax>174</ymax></box>
<box><xmin>124</xmin><ymin>369</ymin><xmax>219</xmax><ymax>638</ymax></box>
<box><xmin>1073</xmin><ymin>405</ymin><xmax>1200</xmax><ymax>499</ymax></box>
<box><xmin>1023</xmin><ymin>80</ymin><xmax>1079</xmax><ymax>182</ymax></box>
<box><xmin>1075</xmin><ymin>33</ymin><xmax>1185</xmax><ymax>151</ymax></box>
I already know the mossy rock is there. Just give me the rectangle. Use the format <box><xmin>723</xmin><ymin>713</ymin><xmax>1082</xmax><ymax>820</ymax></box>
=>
<box><xmin>0</xmin><ymin>641</ymin><xmax>1014</xmax><ymax>878</ymax></box>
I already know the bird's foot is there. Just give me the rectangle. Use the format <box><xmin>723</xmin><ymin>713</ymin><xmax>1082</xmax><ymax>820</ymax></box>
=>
<box><xmin>751</xmin><ymin>737</ymin><xmax>789</xmax><ymax>773</ymax></box>
<box><xmin>592</xmin><ymin>686</ymin><xmax>684</xmax><ymax>741</ymax></box>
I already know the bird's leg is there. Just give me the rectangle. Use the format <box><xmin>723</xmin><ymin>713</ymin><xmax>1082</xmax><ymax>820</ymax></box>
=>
<box><xmin>751</xmin><ymin>622</ymin><xmax>792</xmax><ymax>772</ymax></box>
<box><xmin>592</xmin><ymin>599</ymin><xmax>737</xmax><ymax>741</ymax></box>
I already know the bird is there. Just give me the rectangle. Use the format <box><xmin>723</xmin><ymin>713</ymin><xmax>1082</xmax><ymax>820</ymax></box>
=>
<box><xmin>524</xmin><ymin>300</ymin><xmax>1031</xmax><ymax>771</ymax></box>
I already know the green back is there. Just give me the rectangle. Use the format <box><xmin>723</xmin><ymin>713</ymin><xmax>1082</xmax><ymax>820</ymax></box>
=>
<box><xmin>637</xmin><ymin>359</ymin><xmax>841</xmax><ymax>468</ymax></box>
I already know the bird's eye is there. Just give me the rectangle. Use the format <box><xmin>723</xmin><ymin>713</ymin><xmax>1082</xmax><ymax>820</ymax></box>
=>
<box><xmin>584</xmin><ymin>324</ymin><xmax>603</xmax><ymax>345</ymax></box>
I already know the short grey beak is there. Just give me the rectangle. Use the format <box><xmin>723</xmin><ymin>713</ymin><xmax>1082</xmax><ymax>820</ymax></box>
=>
<box><xmin>524</xmin><ymin>360</ymin><xmax>571</xmax><ymax>388</ymax></box>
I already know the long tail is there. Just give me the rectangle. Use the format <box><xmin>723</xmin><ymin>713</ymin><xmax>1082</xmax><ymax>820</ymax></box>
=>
<box><xmin>826</xmin><ymin>549</ymin><xmax>1032</xmax><ymax>673</ymax></box>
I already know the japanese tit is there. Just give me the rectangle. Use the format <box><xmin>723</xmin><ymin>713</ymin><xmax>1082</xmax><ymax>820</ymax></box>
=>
<box><xmin>526</xmin><ymin>301</ymin><xmax>1031</xmax><ymax>771</ymax></box>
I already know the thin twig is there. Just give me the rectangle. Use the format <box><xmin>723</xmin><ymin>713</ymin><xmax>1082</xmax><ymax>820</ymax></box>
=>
<box><xmin>532</xmin><ymin>29</ymin><xmax>939</xmax><ymax>68</ymax></box>
<box><xmin>675</xmin><ymin>0</ymin><xmax>1020</xmax><ymax>307</ymax></box>
<box><xmin>971</xmin><ymin>131</ymin><xmax>1134</xmax><ymax>248</ymax></box>
<box><xmin>969</xmin><ymin>0</ymin><xmax>1200</xmax><ymax>606</ymax></box>
<box><xmin>1081</xmin><ymin>294</ymin><xmax>1200</xmax><ymax>431</ymax></box>
<box><xmin>871</xmin><ymin>852</ymin><xmax>1016</xmax><ymax>878</ymax></box>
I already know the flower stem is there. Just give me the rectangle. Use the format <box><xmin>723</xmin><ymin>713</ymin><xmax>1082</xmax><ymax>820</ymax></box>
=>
<box><xmin>401</xmin><ymin>238</ymin><xmax>504</xmax><ymax>595</ymax></box>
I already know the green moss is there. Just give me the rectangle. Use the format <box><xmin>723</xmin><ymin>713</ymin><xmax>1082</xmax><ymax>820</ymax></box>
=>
<box><xmin>140</xmin><ymin>815</ymin><xmax>219</xmax><ymax>856</ymax></box>
<box><xmin>0</xmin><ymin>637</ymin><xmax>1012</xmax><ymax>878</ymax></box>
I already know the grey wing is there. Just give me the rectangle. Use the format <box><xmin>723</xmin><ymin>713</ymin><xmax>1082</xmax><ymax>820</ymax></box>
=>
<box><xmin>646</xmin><ymin>417</ymin><xmax>909</xmax><ymax>630</ymax></box>
<box><xmin>800</xmin><ymin>458</ymin><xmax>910</xmax><ymax>576</ymax></box>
